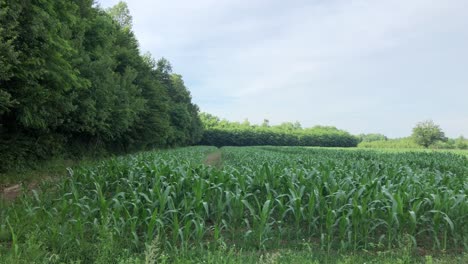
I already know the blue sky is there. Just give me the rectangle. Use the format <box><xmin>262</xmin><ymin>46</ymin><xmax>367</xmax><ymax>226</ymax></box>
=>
<box><xmin>98</xmin><ymin>0</ymin><xmax>468</xmax><ymax>138</ymax></box>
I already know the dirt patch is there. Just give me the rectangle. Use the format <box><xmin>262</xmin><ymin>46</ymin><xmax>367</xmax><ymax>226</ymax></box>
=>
<box><xmin>1</xmin><ymin>180</ymin><xmax>44</xmax><ymax>202</ymax></box>
<box><xmin>204</xmin><ymin>151</ymin><xmax>222</xmax><ymax>168</ymax></box>
<box><xmin>1</xmin><ymin>184</ymin><xmax>22</xmax><ymax>201</ymax></box>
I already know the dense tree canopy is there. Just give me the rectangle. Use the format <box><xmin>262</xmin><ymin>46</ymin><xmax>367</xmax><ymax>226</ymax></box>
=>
<box><xmin>3</xmin><ymin>1</ymin><xmax>463</xmax><ymax>172</ymax></box>
<box><xmin>199</xmin><ymin>113</ymin><xmax>359</xmax><ymax>147</ymax></box>
<box><xmin>0</xmin><ymin>0</ymin><xmax>202</xmax><ymax>171</ymax></box>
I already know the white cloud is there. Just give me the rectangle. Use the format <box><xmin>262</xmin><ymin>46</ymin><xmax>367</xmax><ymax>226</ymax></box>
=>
<box><xmin>98</xmin><ymin>0</ymin><xmax>468</xmax><ymax>137</ymax></box>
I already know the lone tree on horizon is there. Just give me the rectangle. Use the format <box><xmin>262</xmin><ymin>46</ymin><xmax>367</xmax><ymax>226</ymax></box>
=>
<box><xmin>411</xmin><ymin>120</ymin><xmax>447</xmax><ymax>148</ymax></box>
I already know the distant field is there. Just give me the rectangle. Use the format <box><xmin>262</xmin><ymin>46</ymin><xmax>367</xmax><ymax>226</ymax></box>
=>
<box><xmin>368</xmin><ymin>147</ymin><xmax>468</xmax><ymax>157</ymax></box>
<box><xmin>323</xmin><ymin>146</ymin><xmax>468</xmax><ymax>156</ymax></box>
<box><xmin>1</xmin><ymin>146</ymin><xmax>467</xmax><ymax>263</ymax></box>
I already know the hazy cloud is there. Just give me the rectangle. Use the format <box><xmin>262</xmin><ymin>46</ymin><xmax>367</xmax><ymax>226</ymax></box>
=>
<box><xmin>98</xmin><ymin>0</ymin><xmax>468</xmax><ymax>137</ymax></box>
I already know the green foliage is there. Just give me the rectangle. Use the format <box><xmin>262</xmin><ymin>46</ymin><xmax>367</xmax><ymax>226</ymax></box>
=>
<box><xmin>358</xmin><ymin>136</ymin><xmax>468</xmax><ymax>150</ymax></box>
<box><xmin>357</xmin><ymin>133</ymin><xmax>387</xmax><ymax>142</ymax></box>
<box><xmin>455</xmin><ymin>136</ymin><xmax>468</xmax><ymax>149</ymax></box>
<box><xmin>0</xmin><ymin>0</ymin><xmax>203</xmax><ymax>171</ymax></box>
<box><xmin>199</xmin><ymin>114</ymin><xmax>358</xmax><ymax>147</ymax></box>
<box><xmin>412</xmin><ymin>120</ymin><xmax>447</xmax><ymax>148</ymax></box>
<box><xmin>2</xmin><ymin>146</ymin><xmax>466</xmax><ymax>262</ymax></box>
<box><xmin>107</xmin><ymin>1</ymin><xmax>133</xmax><ymax>29</ymax></box>
<box><xmin>0</xmin><ymin>0</ymin><xmax>19</xmax><ymax>116</ymax></box>
<box><xmin>358</xmin><ymin>123</ymin><xmax>465</xmax><ymax>151</ymax></box>
<box><xmin>358</xmin><ymin>137</ymin><xmax>423</xmax><ymax>149</ymax></box>
<box><xmin>430</xmin><ymin>137</ymin><xmax>468</xmax><ymax>150</ymax></box>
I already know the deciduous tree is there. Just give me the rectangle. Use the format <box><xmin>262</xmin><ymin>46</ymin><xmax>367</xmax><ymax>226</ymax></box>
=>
<box><xmin>411</xmin><ymin>120</ymin><xmax>447</xmax><ymax>148</ymax></box>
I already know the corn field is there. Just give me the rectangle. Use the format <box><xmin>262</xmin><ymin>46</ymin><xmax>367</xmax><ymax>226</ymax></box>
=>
<box><xmin>1</xmin><ymin>146</ymin><xmax>467</xmax><ymax>262</ymax></box>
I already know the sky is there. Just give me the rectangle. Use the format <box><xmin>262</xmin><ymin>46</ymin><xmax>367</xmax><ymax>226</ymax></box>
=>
<box><xmin>98</xmin><ymin>0</ymin><xmax>468</xmax><ymax>138</ymax></box>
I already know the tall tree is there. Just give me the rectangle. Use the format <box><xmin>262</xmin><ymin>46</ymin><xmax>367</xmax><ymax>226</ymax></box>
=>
<box><xmin>0</xmin><ymin>0</ymin><xmax>18</xmax><ymax>116</ymax></box>
<box><xmin>107</xmin><ymin>1</ymin><xmax>132</xmax><ymax>29</ymax></box>
<box><xmin>412</xmin><ymin>120</ymin><xmax>447</xmax><ymax>148</ymax></box>
<box><xmin>124</xmin><ymin>54</ymin><xmax>171</xmax><ymax>149</ymax></box>
<box><xmin>0</xmin><ymin>0</ymin><xmax>203</xmax><ymax>170</ymax></box>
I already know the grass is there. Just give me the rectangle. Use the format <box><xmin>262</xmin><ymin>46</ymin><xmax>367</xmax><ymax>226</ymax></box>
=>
<box><xmin>1</xmin><ymin>146</ymin><xmax>467</xmax><ymax>263</ymax></box>
<box><xmin>0</xmin><ymin>158</ymin><xmax>74</xmax><ymax>186</ymax></box>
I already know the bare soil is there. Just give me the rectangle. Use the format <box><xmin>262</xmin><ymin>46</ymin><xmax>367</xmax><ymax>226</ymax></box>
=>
<box><xmin>204</xmin><ymin>151</ymin><xmax>222</xmax><ymax>168</ymax></box>
<box><xmin>1</xmin><ymin>179</ymin><xmax>45</xmax><ymax>202</ymax></box>
<box><xmin>0</xmin><ymin>184</ymin><xmax>23</xmax><ymax>201</ymax></box>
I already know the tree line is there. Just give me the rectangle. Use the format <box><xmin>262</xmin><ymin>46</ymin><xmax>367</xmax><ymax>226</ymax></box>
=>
<box><xmin>0</xmin><ymin>1</ymin><xmax>203</xmax><ymax>171</ymax></box>
<box><xmin>2</xmin><ymin>1</ymin><xmax>463</xmax><ymax>171</ymax></box>
<box><xmin>358</xmin><ymin>120</ymin><xmax>468</xmax><ymax>150</ymax></box>
<box><xmin>199</xmin><ymin>113</ymin><xmax>359</xmax><ymax>147</ymax></box>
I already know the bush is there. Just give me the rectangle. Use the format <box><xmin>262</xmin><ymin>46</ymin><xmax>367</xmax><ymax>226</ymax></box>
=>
<box><xmin>358</xmin><ymin>138</ymin><xmax>422</xmax><ymax>149</ymax></box>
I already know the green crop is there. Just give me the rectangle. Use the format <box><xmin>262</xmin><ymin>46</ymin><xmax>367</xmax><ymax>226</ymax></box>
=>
<box><xmin>1</xmin><ymin>146</ymin><xmax>466</xmax><ymax>262</ymax></box>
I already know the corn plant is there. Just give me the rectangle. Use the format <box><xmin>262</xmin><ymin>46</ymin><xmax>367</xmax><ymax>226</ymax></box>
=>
<box><xmin>1</xmin><ymin>146</ymin><xmax>466</xmax><ymax>262</ymax></box>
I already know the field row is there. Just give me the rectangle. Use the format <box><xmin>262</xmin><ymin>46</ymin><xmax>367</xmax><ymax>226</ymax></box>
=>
<box><xmin>1</xmin><ymin>146</ymin><xmax>467</xmax><ymax>262</ymax></box>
